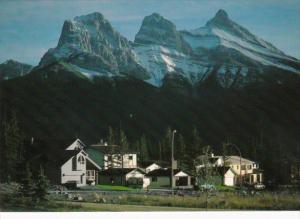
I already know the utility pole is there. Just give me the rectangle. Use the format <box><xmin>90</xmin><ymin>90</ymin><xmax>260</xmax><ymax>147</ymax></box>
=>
<box><xmin>171</xmin><ymin>130</ymin><xmax>177</xmax><ymax>195</ymax></box>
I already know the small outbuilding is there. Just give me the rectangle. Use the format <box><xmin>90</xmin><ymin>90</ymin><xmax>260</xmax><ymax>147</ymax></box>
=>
<box><xmin>145</xmin><ymin>168</ymin><xmax>193</xmax><ymax>189</ymax></box>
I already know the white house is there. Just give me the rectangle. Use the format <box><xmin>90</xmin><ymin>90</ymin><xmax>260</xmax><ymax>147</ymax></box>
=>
<box><xmin>145</xmin><ymin>168</ymin><xmax>193</xmax><ymax>189</ymax></box>
<box><xmin>61</xmin><ymin>139</ymin><xmax>138</xmax><ymax>187</ymax></box>
<box><xmin>61</xmin><ymin>149</ymin><xmax>102</xmax><ymax>187</ymax></box>
<box><xmin>195</xmin><ymin>154</ymin><xmax>264</xmax><ymax>187</ymax></box>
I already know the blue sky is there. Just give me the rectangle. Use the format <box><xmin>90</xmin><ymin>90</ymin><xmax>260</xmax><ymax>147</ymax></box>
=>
<box><xmin>0</xmin><ymin>0</ymin><xmax>299</xmax><ymax>65</ymax></box>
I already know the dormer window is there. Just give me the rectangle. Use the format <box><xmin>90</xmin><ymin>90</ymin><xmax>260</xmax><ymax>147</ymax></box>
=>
<box><xmin>78</xmin><ymin>155</ymin><xmax>85</xmax><ymax>164</ymax></box>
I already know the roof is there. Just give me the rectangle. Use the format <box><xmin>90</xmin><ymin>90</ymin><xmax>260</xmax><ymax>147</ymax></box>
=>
<box><xmin>85</xmin><ymin>145</ymin><xmax>137</xmax><ymax>154</ymax></box>
<box><xmin>139</xmin><ymin>161</ymin><xmax>165</xmax><ymax>168</ymax></box>
<box><xmin>66</xmin><ymin>139</ymin><xmax>86</xmax><ymax>150</ymax></box>
<box><xmin>84</xmin><ymin>147</ymin><xmax>104</xmax><ymax>168</ymax></box>
<box><xmin>145</xmin><ymin>168</ymin><xmax>189</xmax><ymax>177</ymax></box>
<box><xmin>224</xmin><ymin>156</ymin><xmax>255</xmax><ymax>165</ymax></box>
<box><xmin>60</xmin><ymin>150</ymin><xmax>81</xmax><ymax>164</ymax></box>
<box><xmin>99</xmin><ymin>168</ymin><xmax>145</xmax><ymax>176</ymax></box>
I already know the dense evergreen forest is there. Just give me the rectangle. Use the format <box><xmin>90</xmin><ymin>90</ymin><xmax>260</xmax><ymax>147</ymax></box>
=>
<box><xmin>0</xmin><ymin>66</ymin><xmax>300</xmax><ymax>184</ymax></box>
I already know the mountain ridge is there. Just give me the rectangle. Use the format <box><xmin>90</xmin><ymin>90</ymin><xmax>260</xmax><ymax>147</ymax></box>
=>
<box><xmin>2</xmin><ymin>10</ymin><xmax>300</xmax><ymax>87</ymax></box>
<box><xmin>0</xmin><ymin>59</ymin><xmax>33</xmax><ymax>81</ymax></box>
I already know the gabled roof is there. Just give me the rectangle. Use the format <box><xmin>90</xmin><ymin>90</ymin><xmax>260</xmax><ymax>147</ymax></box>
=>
<box><xmin>99</xmin><ymin>168</ymin><xmax>145</xmax><ymax>176</ymax></box>
<box><xmin>84</xmin><ymin>147</ymin><xmax>104</xmax><ymax>168</ymax></box>
<box><xmin>145</xmin><ymin>168</ymin><xmax>190</xmax><ymax>177</ymax></box>
<box><xmin>224</xmin><ymin>156</ymin><xmax>255</xmax><ymax>165</ymax></box>
<box><xmin>139</xmin><ymin>161</ymin><xmax>162</xmax><ymax>169</ymax></box>
<box><xmin>60</xmin><ymin>150</ymin><xmax>81</xmax><ymax>164</ymax></box>
<box><xmin>85</xmin><ymin>145</ymin><xmax>137</xmax><ymax>154</ymax></box>
<box><xmin>66</xmin><ymin>139</ymin><xmax>86</xmax><ymax>150</ymax></box>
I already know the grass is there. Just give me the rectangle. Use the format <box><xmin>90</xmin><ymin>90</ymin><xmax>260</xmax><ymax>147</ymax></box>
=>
<box><xmin>54</xmin><ymin>201</ymin><xmax>204</xmax><ymax>211</ymax></box>
<box><xmin>1</xmin><ymin>183</ymin><xmax>300</xmax><ymax>211</ymax></box>
<box><xmin>215</xmin><ymin>185</ymin><xmax>236</xmax><ymax>191</ymax></box>
<box><xmin>96</xmin><ymin>184</ymin><xmax>137</xmax><ymax>191</ymax></box>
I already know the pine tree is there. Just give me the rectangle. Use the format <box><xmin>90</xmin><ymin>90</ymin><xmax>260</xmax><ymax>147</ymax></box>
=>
<box><xmin>107</xmin><ymin>126</ymin><xmax>115</xmax><ymax>145</ymax></box>
<box><xmin>189</xmin><ymin>127</ymin><xmax>203</xmax><ymax>159</ymax></box>
<box><xmin>19</xmin><ymin>163</ymin><xmax>34</xmax><ymax>198</ymax></box>
<box><xmin>3</xmin><ymin>111</ymin><xmax>24</xmax><ymax>182</ymax></box>
<box><xmin>177</xmin><ymin>134</ymin><xmax>189</xmax><ymax>170</ymax></box>
<box><xmin>158</xmin><ymin>141</ymin><xmax>163</xmax><ymax>161</ymax></box>
<box><xmin>33</xmin><ymin>166</ymin><xmax>50</xmax><ymax>202</ymax></box>
<box><xmin>119</xmin><ymin>129</ymin><xmax>129</xmax><ymax>151</ymax></box>
<box><xmin>139</xmin><ymin>134</ymin><xmax>149</xmax><ymax>162</ymax></box>
<box><xmin>162</xmin><ymin>127</ymin><xmax>172</xmax><ymax>161</ymax></box>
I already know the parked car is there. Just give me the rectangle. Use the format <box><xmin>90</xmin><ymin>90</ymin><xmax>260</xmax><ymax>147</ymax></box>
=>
<box><xmin>254</xmin><ymin>183</ymin><xmax>265</xmax><ymax>190</ymax></box>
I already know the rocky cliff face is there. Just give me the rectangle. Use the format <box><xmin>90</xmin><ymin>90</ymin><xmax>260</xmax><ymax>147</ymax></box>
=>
<box><xmin>39</xmin><ymin>12</ymin><xmax>148</xmax><ymax>79</ymax></box>
<box><xmin>37</xmin><ymin>10</ymin><xmax>300</xmax><ymax>87</ymax></box>
<box><xmin>133</xmin><ymin>10</ymin><xmax>300</xmax><ymax>87</ymax></box>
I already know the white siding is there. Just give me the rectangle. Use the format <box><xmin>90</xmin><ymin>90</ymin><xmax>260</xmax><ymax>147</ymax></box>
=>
<box><xmin>145</xmin><ymin>163</ymin><xmax>161</xmax><ymax>173</ymax></box>
<box><xmin>61</xmin><ymin>152</ymin><xmax>87</xmax><ymax>187</ymax></box>
<box><xmin>224</xmin><ymin>169</ymin><xmax>236</xmax><ymax>186</ymax></box>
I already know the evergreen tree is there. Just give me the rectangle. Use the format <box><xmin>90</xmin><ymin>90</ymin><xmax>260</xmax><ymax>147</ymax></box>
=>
<box><xmin>33</xmin><ymin>166</ymin><xmax>50</xmax><ymax>202</ymax></box>
<box><xmin>177</xmin><ymin>134</ymin><xmax>189</xmax><ymax>170</ymax></box>
<box><xmin>189</xmin><ymin>127</ymin><xmax>203</xmax><ymax>159</ymax></box>
<box><xmin>162</xmin><ymin>127</ymin><xmax>172</xmax><ymax>161</ymax></box>
<box><xmin>3</xmin><ymin>111</ymin><xmax>24</xmax><ymax>182</ymax></box>
<box><xmin>19</xmin><ymin>163</ymin><xmax>34</xmax><ymax>198</ymax></box>
<box><xmin>158</xmin><ymin>141</ymin><xmax>163</xmax><ymax>161</ymax></box>
<box><xmin>139</xmin><ymin>134</ymin><xmax>149</xmax><ymax>162</ymax></box>
<box><xmin>119</xmin><ymin>129</ymin><xmax>129</xmax><ymax>151</ymax></box>
<box><xmin>107</xmin><ymin>126</ymin><xmax>115</xmax><ymax>145</ymax></box>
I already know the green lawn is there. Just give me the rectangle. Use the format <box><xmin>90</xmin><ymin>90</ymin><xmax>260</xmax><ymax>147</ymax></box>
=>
<box><xmin>96</xmin><ymin>184</ymin><xmax>137</xmax><ymax>191</ymax></box>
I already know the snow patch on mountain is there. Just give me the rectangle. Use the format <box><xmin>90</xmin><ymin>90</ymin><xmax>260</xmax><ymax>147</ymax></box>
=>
<box><xmin>133</xmin><ymin>44</ymin><xmax>210</xmax><ymax>86</ymax></box>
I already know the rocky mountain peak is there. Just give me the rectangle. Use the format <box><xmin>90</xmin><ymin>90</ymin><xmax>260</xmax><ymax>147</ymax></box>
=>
<box><xmin>39</xmin><ymin>12</ymin><xmax>148</xmax><ymax>79</ymax></box>
<box><xmin>134</xmin><ymin>13</ymin><xmax>190</xmax><ymax>53</ymax></box>
<box><xmin>206</xmin><ymin>9</ymin><xmax>232</xmax><ymax>28</ymax></box>
<box><xmin>215</xmin><ymin>9</ymin><xmax>229</xmax><ymax>20</ymax></box>
<box><xmin>74</xmin><ymin>12</ymin><xmax>106</xmax><ymax>23</ymax></box>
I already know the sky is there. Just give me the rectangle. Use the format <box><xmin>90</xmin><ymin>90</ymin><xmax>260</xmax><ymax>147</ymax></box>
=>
<box><xmin>0</xmin><ymin>0</ymin><xmax>299</xmax><ymax>65</ymax></box>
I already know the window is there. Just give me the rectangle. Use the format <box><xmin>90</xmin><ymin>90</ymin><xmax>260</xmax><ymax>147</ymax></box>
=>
<box><xmin>72</xmin><ymin>156</ymin><xmax>77</xmax><ymax>171</ymax></box>
<box><xmin>241</xmin><ymin>165</ymin><xmax>246</xmax><ymax>170</ymax></box>
<box><xmin>107</xmin><ymin>155</ymin><xmax>112</xmax><ymax>161</ymax></box>
<box><xmin>78</xmin><ymin>156</ymin><xmax>85</xmax><ymax>164</ymax></box>
<box><xmin>152</xmin><ymin>176</ymin><xmax>157</xmax><ymax>182</ymax></box>
<box><xmin>237</xmin><ymin>165</ymin><xmax>239</xmax><ymax>170</ymax></box>
<box><xmin>247</xmin><ymin>165</ymin><xmax>252</xmax><ymax>170</ymax></box>
<box><xmin>129</xmin><ymin>155</ymin><xmax>133</xmax><ymax>160</ymax></box>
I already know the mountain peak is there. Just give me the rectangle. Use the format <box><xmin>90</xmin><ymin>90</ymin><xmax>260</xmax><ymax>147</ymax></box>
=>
<box><xmin>74</xmin><ymin>12</ymin><xmax>105</xmax><ymax>23</ymax></box>
<box><xmin>206</xmin><ymin>9</ymin><xmax>232</xmax><ymax>27</ymax></box>
<box><xmin>134</xmin><ymin>13</ymin><xmax>189</xmax><ymax>52</ymax></box>
<box><xmin>215</xmin><ymin>9</ymin><xmax>229</xmax><ymax>20</ymax></box>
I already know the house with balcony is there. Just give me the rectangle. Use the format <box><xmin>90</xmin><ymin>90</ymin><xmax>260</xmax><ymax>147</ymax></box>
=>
<box><xmin>195</xmin><ymin>154</ymin><xmax>264</xmax><ymax>187</ymax></box>
<box><xmin>61</xmin><ymin>139</ymin><xmax>138</xmax><ymax>187</ymax></box>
